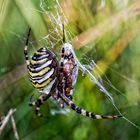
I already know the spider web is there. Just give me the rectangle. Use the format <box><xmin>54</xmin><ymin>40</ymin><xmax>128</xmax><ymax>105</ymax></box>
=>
<box><xmin>39</xmin><ymin>0</ymin><xmax>115</xmax><ymax>99</ymax></box>
<box><xmin>7</xmin><ymin>0</ymin><xmax>140</xmax><ymax>130</ymax></box>
<box><xmin>37</xmin><ymin>0</ymin><xmax>140</xmax><ymax>130</ymax></box>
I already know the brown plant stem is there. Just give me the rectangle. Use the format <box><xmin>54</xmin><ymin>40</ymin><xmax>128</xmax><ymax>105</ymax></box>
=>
<box><xmin>0</xmin><ymin>109</ymin><xmax>16</xmax><ymax>134</ymax></box>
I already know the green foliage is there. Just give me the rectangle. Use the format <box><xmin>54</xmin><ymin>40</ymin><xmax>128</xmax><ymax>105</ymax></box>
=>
<box><xmin>0</xmin><ymin>0</ymin><xmax>140</xmax><ymax>140</ymax></box>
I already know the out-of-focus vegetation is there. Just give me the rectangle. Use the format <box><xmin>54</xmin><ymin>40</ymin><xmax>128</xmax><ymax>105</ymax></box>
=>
<box><xmin>0</xmin><ymin>0</ymin><xmax>140</xmax><ymax>139</ymax></box>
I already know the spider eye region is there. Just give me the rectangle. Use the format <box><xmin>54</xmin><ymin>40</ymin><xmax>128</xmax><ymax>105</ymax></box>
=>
<box><xmin>28</xmin><ymin>48</ymin><xmax>58</xmax><ymax>94</ymax></box>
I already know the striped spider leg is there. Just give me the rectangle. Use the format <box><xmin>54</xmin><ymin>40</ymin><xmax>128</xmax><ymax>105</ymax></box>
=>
<box><xmin>57</xmin><ymin>39</ymin><xmax>78</xmax><ymax>107</ymax></box>
<box><xmin>29</xmin><ymin>94</ymin><xmax>51</xmax><ymax>117</ymax></box>
<box><xmin>57</xmin><ymin>41</ymin><xmax>121</xmax><ymax>119</ymax></box>
<box><xmin>56</xmin><ymin>24</ymin><xmax>122</xmax><ymax>119</ymax></box>
<box><xmin>24</xmin><ymin>26</ymin><xmax>122</xmax><ymax>119</ymax></box>
<box><xmin>24</xmin><ymin>28</ymin><xmax>59</xmax><ymax>116</ymax></box>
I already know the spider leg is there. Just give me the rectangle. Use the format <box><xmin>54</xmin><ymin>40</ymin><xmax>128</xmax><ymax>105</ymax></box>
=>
<box><xmin>29</xmin><ymin>93</ymin><xmax>51</xmax><ymax>117</ymax></box>
<box><xmin>59</xmin><ymin>94</ymin><xmax>122</xmax><ymax>119</ymax></box>
<box><xmin>60</xmin><ymin>95</ymin><xmax>73</xmax><ymax>108</ymax></box>
<box><xmin>52</xmin><ymin>90</ymin><xmax>63</xmax><ymax>107</ymax></box>
<box><xmin>59</xmin><ymin>99</ymin><xmax>66</xmax><ymax>108</ymax></box>
<box><xmin>62</xmin><ymin>23</ymin><xmax>65</xmax><ymax>43</ymax></box>
<box><xmin>53</xmin><ymin>90</ymin><xmax>66</xmax><ymax>108</ymax></box>
<box><xmin>24</xmin><ymin>28</ymin><xmax>31</xmax><ymax>67</ymax></box>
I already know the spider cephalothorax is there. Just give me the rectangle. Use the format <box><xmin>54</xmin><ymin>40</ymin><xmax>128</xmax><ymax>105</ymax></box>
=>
<box><xmin>24</xmin><ymin>26</ymin><xmax>121</xmax><ymax>119</ymax></box>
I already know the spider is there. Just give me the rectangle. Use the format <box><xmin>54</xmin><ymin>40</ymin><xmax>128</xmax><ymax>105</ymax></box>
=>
<box><xmin>24</xmin><ymin>25</ymin><xmax>121</xmax><ymax>119</ymax></box>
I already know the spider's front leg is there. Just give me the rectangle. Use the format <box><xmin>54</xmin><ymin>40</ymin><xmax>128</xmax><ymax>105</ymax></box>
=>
<box><xmin>29</xmin><ymin>93</ymin><xmax>51</xmax><ymax>117</ymax></box>
<box><xmin>24</xmin><ymin>28</ymin><xmax>31</xmax><ymax>68</ymax></box>
<box><xmin>24</xmin><ymin>28</ymin><xmax>59</xmax><ymax>117</ymax></box>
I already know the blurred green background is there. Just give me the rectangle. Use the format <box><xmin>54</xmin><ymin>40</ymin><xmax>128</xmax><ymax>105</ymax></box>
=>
<box><xmin>0</xmin><ymin>0</ymin><xmax>140</xmax><ymax>139</ymax></box>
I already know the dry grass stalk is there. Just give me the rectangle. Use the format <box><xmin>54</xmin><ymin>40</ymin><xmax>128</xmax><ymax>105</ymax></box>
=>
<box><xmin>0</xmin><ymin>108</ymin><xmax>19</xmax><ymax>140</ymax></box>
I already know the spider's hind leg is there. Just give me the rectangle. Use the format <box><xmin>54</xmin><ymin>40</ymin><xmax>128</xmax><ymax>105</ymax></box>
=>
<box><xmin>59</xmin><ymin>95</ymin><xmax>73</xmax><ymax>108</ymax></box>
<box><xmin>60</xmin><ymin>95</ymin><xmax>73</xmax><ymax>108</ymax></box>
<box><xmin>29</xmin><ymin>94</ymin><xmax>51</xmax><ymax>117</ymax></box>
<box><xmin>59</xmin><ymin>94</ymin><xmax>122</xmax><ymax>119</ymax></box>
<box><xmin>53</xmin><ymin>90</ymin><xmax>67</xmax><ymax>108</ymax></box>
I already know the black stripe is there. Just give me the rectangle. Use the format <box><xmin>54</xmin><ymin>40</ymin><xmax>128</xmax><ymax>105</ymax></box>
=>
<box><xmin>29</xmin><ymin>53</ymin><xmax>56</xmax><ymax>68</ymax></box>
<box><xmin>29</xmin><ymin>55</ymin><xmax>58</xmax><ymax>73</ymax></box>
<box><xmin>32</xmin><ymin>77</ymin><xmax>53</xmax><ymax>86</ymax></box>
<box><xmin>37</xmin><ymin>48</ymin><xmax>47</xmax><ymax>52</ymax></box>
<box><xmin>60</xmin><ymin>62</ymin><xmax>64</xmax><ymax>67</ymax></box>
<box><xmin>25</xmin><ymin>28</ymin><xmax>31</xmax><ymax>45</ymax></box>
<box><xmin>68</xmin><ymin>53</ymin><xmax>73</xmax><ymax>60</ymax></box>
<box><xmin>62</xmin><ymin>48</ymin><xmax>65</xmax><ymax>53</ymax></box>
<box><xmin>29</xmin><ymin>76</ymin><xmax>42</xmax><ymax>81</ymax></box>
<box><xmin>33</xmin><ymin>80</ymin><xmax>55</xmax><ymax>89</ymax></box>
<box><xmin>71</xmin><ymin>103</ymin><xmax>76</xmax><ymax>110</ymax></box>
<box><xmin>29</xmin><ymin>66</ymin><xmax>56</xmax><ymax>80</ymax></box>
<box><xmin>91</xmin><ymin>113</ymin><xmax>96</xmax><ymax>119</ymax></box>
<box><xmin>63</xmin><ymin>53</ymin><xmax>73</xmax><ymax>60</ymax></box>
<box><xmin>24</xmin><ymin>51</ymin><xmax>28</xmax><ymax>55</ymax></box>
<box><xmin>62</xmin><ymin>23</ymin><xmax>65</xmax><ymax>43</ymax></box>
<box><xmin>31</xmin><ymin>70</ymin><xmax>56</xmax><ymax>85</ymax></box>
<box><xmin>35</xmin><ymin>109</ymin><xmax>40</xmax><ymax>115</ymax></box>
<box><xmin>29</xmin><ymin>61</ymin><xmax>46</xmax><ymax>69</ymax></box>
<box><xmin>36</xmin><ymin>99</ymin><xmax>43</xmax><ymax>107</ymax></box>
<box><xmin>29</xmin><ymin>62</ymin><xmax>52</xmax><ymax>73</ymax></box>
<box><xmin>25</xmin><ymin>56</ymin><xmax>28</xmax><ymax>59</ymax></box>
<box><xmin>76</xmin><ymin>107</ymin><xmax>81</xmax><ymax>114</ymax></box>
<box><xmin>86</xmin><ymin>111</ymin><xmax>89</xmax><ymax>117</ymax></box>
<box><xmin>31</xmin><ymin>72</ymin><xmax>57</xmax><ymax>89</ymax></box>
<box><xmin>32</xmin><ymin>54</ymin><xmax>49</xmax><ymax>61</ymax></box>
<box><xmin>30</xmin><ymin>57</ymin><xmax>48</xmax><ymax>65</ymax></box>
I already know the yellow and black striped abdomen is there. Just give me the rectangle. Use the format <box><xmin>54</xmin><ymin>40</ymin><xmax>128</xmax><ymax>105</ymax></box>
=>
<box><xmin>28</xmin><ymin>48</ymin><xmax>58</xmax><ymax>94</ymax></box>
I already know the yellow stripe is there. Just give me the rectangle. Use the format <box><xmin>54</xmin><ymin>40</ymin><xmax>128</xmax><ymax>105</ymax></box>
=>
<box><xmin>29</xmin><ymin>67</ymin><xmax>50</xmax><ymax>77</ymax></box>
<box><xmin>33</xmin><ymin>78</ymin><xmax>52</xmax><ymax>88</ymax></box>
<box><xmin>35</xmin><ymin>51</ymin><xmax>46</xmax><ymax>55</ymax></box>
<box><xmin>30</xmin><ymin>58</ymin><xmax>48</xmax><ymax>65</ymax></box>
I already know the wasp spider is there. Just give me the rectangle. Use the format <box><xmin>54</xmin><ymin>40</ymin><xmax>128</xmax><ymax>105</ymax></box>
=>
<box><xmin>24</xmin><ymin>25</ymin><xmax>121</xmax><ymax>119</ymax></box>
